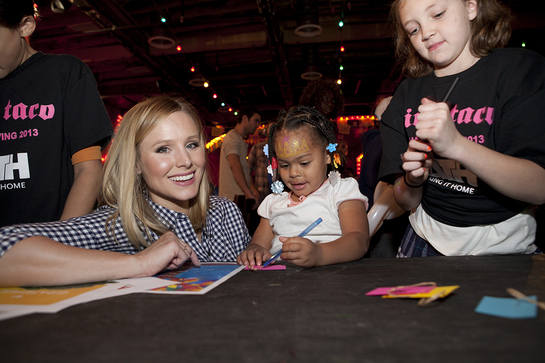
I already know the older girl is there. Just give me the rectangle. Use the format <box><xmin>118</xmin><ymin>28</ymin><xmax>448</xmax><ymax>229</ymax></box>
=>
<box><xmin>379</xmin><ymin>0</ymin><xmax>545</xmax><ymax>256</ymax></box>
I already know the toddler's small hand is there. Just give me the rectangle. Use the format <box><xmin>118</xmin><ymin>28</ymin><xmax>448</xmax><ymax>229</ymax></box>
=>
<box><xmin>279</xmin><ymin>236</ymin><xmax>321</xmax><ymax>268</ymax></box>
<box><xmin>236</xmin><ymin>244</ymin><xmax>271</xmax><ymax>267</ymax></box>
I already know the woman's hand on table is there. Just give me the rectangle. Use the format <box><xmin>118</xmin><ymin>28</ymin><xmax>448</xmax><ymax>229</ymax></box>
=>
<box><xmin>134</xmin><ymin>231</ymin><xmax>200</xmax><ymax>277</ymax></box>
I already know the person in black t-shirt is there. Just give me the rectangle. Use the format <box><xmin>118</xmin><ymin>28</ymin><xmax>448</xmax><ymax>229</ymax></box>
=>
<box><xmin>379</xmin><ymin>0</ymin><xmax>545</xmax><ymax>256</ymax></box>
<box><xmin>0</xmin><ymin>0</ymin><xmax>112</xmax><ymax>227</ymax></box>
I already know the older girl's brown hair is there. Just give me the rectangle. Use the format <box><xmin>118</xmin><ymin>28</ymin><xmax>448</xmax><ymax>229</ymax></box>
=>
<box><xmin>390</xmin><ymin>0</ymin><xmax>512</xmax><ymax>78</ymax></box>
<box><xmin>0</xmin><ymin>0</ymin><xmax>34</xmax><ymax>28</ymax></box>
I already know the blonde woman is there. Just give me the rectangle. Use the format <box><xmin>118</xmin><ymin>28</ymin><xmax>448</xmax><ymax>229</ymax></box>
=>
<box><xmin>0</xmin><ymin>96</ymin><xmax>250</xmax><ymax>286</ymax></box>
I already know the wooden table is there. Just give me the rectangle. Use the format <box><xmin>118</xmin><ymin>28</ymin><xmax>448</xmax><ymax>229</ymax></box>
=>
<box><xmin>2</xmin><ymin>255</ymin><xmax>544</xmax><ymax>362</ymax></box>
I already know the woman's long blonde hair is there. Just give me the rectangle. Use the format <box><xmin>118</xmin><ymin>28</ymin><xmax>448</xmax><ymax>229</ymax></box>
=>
<box><xmin>99</xmin><ymin>95</ymin><xmax>212</xmax><ymax>249</ymax></box>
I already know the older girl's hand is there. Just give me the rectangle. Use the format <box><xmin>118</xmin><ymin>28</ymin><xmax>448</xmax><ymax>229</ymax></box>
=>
<box><xmin>415</xmin><ymin>98</ymin><xmax>465</xmax><ymax>159</ymax></box>
<box><xmin>402</xmin><ymin>139</ymin><xmax>434</xmax><ymax>185</ymax></box>
<box><xmin>134</xmin><ymin>231</ymin><xmax>200</xmax><ymax>277</ymax></box>
<box><xmin>278</xmin><ymin>236</ymin><xmax>322</xmax><ymax>268</ymax></box>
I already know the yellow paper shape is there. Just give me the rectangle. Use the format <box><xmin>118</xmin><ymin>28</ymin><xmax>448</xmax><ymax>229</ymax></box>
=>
<box><xmin>382</xmin><ymin>285</ymin><xmax>460</xmax><ymax>299</ymax></box>
<box><xmin>0</xmin><ymin>284</ymin><xmax>107</xmax><ymax>305</ymax></box>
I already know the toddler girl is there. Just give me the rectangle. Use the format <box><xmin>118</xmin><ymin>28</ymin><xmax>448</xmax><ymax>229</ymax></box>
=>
<box><xmin>379</xmin><ymin>0</ymin><xmax>545</xmax><ymax>256</ymax></box>
<box><xmin>237</xmin><ymin>106</ymin><xmax>369</xmax><ymax>268</ymax></box>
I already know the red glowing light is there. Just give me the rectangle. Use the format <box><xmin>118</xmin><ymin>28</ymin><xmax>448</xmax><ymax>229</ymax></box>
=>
<box><xmin>190</xmin><ymin>66</ymin><xmax>195</xmax><ymax>72</ymax></box>
<box><xmin>340</xmin><ymin>46</ymin><xmax>345</xmax><ymax>52</ymax></box>
<box><xmin>176</xmin><ymin>45</ymin><xmax>182</xmax><ymax>51</ymax></box>
<box><xmin>356</xmin><ymin>154</ymin><xmax>363</xmax><ymax>176</ymax></box>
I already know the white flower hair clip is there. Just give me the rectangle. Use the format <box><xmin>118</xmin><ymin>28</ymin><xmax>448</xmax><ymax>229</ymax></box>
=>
<box><xmin>271</xmin><ymin>180</ymin><xmax>285</xmax><ymax>194</ymax></box>
<box><xmin>263</xmin><ymin>144</ymin><xmax>269</xmax><ymax>157</ymax></box>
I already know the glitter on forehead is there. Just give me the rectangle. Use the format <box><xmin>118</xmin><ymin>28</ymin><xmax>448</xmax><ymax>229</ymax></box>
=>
<box><xmin>275</xmin><ymin>135</ymin><xmax>310</xmax><ymax>158</ymax></box>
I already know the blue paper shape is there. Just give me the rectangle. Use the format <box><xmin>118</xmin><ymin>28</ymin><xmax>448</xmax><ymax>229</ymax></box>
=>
<box><xmin>475</xmin><ymin>295</ymin><xmax>538</xmax><ymax>319</ymax></box>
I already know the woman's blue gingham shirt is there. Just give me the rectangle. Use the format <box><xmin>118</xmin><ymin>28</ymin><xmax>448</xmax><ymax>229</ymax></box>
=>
<box><xmin>0</xmin><ymin>195</ymin><xmax>250</xmax><ymax>262</ymax></box>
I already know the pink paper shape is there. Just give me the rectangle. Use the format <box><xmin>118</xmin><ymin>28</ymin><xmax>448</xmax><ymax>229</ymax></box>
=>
<box><xmin>244</xmin><ymin>265</ymin><xmax>286</xmax><ymax>271</ymax></box>
<box><xmin>365</xmin><ymin>286</ymin><xmax>435</xmax><ymax>296</ymax></box>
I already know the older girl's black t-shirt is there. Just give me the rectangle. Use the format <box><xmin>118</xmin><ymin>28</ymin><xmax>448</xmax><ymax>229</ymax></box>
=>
<box><xmin>379</xmin><ymin>48</ymin><xmax>545</xmax><ymax>227</ymax></box>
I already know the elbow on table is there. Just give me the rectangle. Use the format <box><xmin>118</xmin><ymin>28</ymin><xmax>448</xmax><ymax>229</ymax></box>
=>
<box><xmin>356</xmin><ymin>231</ymin><xmax>370</xmax><ymax>259</ymax></box>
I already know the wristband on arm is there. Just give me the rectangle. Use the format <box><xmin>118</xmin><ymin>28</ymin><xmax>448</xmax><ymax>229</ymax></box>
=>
<box><xmin>71</xmin><ymin>145</ymin><xmax>102</xmax><ymax>165</ymax></box>
<box><xmin>403</xmin><ymin>173</ymin><xmax>424</xmax><ymax>188</ymax></box>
